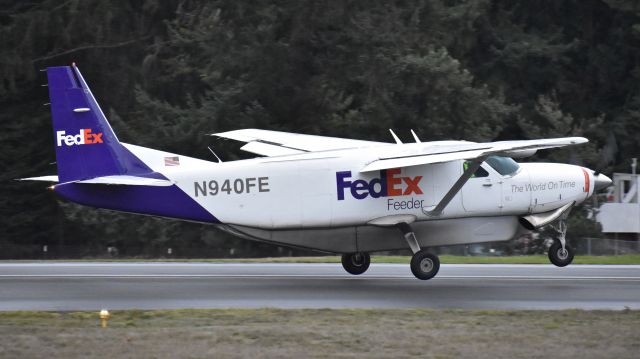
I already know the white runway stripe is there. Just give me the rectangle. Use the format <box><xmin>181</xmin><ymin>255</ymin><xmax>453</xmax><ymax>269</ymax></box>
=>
<box><xmin>1</xmin><ymin>274</ymin><xmax>639</xmax><ymax>281</ymax></box>
<box><xmin>2</xmin><ymin>263</ymin><xmax>639</xmax><ymax>310</ymax></box>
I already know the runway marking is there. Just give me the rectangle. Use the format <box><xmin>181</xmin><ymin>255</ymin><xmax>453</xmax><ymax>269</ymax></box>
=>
<box><xmin>1</xmin><ymin>274</ymin><xmax>639</xmax><ymax>281</ymax></box>
<box><xmin>1</xmin><ymin>263</ymin><xmax>639</xmax><ymax>269</ymax></box>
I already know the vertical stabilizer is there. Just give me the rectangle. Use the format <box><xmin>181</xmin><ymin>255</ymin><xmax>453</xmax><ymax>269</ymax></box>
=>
<box><xmin>47</xmin><ymin>64</ymin><xmax>152</xmax><ymax>182</ymax></box>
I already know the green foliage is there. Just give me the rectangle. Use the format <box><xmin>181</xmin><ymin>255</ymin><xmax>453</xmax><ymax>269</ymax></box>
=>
<box><xmin>1</xmin><ymin>0</ymin><xmax>639</xmax><ymax>257</ymax></box>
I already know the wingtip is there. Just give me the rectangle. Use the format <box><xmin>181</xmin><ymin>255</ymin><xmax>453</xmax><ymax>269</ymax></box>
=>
<box><xmin>571</xmin><ymin>137</ymin><xmax>589</xmax><ymax>144</ymax></box>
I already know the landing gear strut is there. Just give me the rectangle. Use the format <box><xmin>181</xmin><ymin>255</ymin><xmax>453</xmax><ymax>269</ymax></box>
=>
<box><xmin>398</xmin><ymin>222</ymin><xmax>440</xmax><ymax>280</ymax></box>
<box><xmin>341</xmin><ymin>252</ymin><xmax>370</xmax><ymax>275</ymax></box>
<box><xmin>548</xmin><ymin>214</ymin><xmax>574</xmax><ymax>267</ymax></box>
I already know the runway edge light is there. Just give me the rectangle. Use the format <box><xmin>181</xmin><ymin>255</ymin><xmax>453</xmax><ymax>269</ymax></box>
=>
<box><xmin>99</xmin><ymin>309</ymin><xmax>110</xmax><ymax>328</ymax></box>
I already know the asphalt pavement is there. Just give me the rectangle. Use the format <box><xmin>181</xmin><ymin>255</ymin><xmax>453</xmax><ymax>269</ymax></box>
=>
<box><xmin>0</xmin><ymin>262</ymin><xmax>638</xmax><ymax>311</ymax></box>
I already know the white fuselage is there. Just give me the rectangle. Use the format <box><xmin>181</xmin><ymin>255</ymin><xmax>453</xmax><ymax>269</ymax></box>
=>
<box><xmin>128</xmin><ymin>144</ymin><xmax>593</xmax><ymax>230</ymax></box>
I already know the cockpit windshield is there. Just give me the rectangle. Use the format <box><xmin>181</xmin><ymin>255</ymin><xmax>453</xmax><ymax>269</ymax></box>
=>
<box><xmin>485</xmin><ymin>156</ymin><xmax>520</xmax><ymax>176</ymax></box>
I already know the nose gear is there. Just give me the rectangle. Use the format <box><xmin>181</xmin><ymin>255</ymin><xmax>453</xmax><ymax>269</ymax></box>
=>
<box><xmin>548</xmin><ymin>211</ymin><xmax>574</xmax><ymax>267</ymax></box>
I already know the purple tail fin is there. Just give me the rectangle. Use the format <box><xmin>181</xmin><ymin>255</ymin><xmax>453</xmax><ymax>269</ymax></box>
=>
<box><xmin>47</xmin><ymin>64</ymin><xmax>152</xmax><ymax>182</ymax></box>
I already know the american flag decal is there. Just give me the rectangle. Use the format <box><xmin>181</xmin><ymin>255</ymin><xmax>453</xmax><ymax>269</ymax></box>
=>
<box><xmin>164</xmin><ymin>156</ymin><xmax>180</xmax><ymax>166</ymax></box>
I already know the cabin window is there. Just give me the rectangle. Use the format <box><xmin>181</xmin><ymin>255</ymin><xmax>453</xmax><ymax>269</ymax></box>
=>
<box><xmin>463</xmin><ymin>162</ymin><xmax>489</xmax><ymax>178</ymax></box>
<box><xmin>485</xmin><ymin>156</ymin><xmax>520</xmax><ymax>176</ymax></box>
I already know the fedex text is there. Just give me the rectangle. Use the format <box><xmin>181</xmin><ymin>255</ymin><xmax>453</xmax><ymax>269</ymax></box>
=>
<box><xmin>336</xmin><ymin>169</ymin><xmax>423</xmax><ymax>200</ymax></box>
<box><xmin>56</xmin><ymin>129</ymin><xmax>104</xmax><ymax>147</ymax></box>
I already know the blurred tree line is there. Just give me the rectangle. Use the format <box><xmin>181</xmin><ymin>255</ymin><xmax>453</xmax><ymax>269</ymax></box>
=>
<box><xmin>1</xmin><ymin>0</ymin><xmax>638</xmax><ymax>258</ymax></box>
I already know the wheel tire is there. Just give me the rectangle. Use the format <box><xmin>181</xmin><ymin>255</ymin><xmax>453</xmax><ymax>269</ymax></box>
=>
<box><xmin>548</xmin><ymin>241</ymin><xmax>574</xmax><ymax>267</ymax></box>
<box><xmin>410</xmin><ymin>250</ymin><xmax>440</xmax><ymax>280</ymax></box>
<box><xmin>341</xmin><ymin>252</ymin><xmax>370</xmax><ymax>275</ymax></box>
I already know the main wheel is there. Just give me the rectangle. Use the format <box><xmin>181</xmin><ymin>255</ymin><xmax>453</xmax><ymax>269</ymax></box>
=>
<box><xmin>410</xmin><ymin>250</ymin><xmax>440</xmax><ymax>280</ymax></box>
<box><xmin>341</xmin><ymin>252</ymin><xmax>370</xmax><ymax>275</ymax></box>
<box><xmin>548</xmin><ymin>241</ymin><xmax>574</xmax><ymax>267</ymax></box>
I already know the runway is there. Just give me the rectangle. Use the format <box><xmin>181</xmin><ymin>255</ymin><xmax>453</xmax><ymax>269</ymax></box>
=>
<box><xmin>1</xmin><ymin>262</ymin><xmax>639</xmax><ymax>311</ymax></box>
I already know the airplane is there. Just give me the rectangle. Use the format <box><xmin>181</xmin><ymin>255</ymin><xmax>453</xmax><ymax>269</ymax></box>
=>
<box><xmin>20</xmin><ymin>64</ymin><xmax>613</xmax><ymax>280</ymax></box>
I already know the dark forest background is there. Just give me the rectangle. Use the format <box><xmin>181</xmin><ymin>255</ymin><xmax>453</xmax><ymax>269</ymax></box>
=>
<box><xmin>1</xmin><ymin>0</ymin><xmax>638</xmax><ymax>258</ymax></box>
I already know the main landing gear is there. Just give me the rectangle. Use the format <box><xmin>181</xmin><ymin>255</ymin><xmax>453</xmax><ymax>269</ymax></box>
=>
<box><xmin>340</xmin><ymin>223</ymin><xmax>440</xmax><ymax>280</ymax></box>
<box><xmin>410</xmin><ymin>250</ymin><xmax>440</xmax><ymax>280</ymax></box>
<box><xmin>547</xmin><ymin>213</ymin><xmax>574</xmax><ymax>267</ymax></box>
<box><xmin>399</xmin><ymin>222</ymin><xmax>440</xmax><ymax>280</ymax></box>
<box><xmin>341</xmin><ymin>252</ymin><xmax>370</xmax><ymax>275</ymax></box>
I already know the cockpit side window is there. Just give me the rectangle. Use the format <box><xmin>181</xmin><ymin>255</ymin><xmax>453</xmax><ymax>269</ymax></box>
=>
<box><xmin>463</xmin><ymin>161</ymin><xmax>489</xmax><ymax>178</ymax></box>
<box><xmin>485</xmin><ymin>156</ymin><xmax>520</xmax><ymax>176</ymax></box>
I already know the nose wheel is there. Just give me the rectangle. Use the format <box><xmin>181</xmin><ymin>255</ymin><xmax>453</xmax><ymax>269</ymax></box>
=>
<box><xmin>548</xmin><ymin>241</ymin><xmax>574</xmax><ymax>267</ymax></box>
<box><xmin>548</xmin><ymin>213</ymin><xmax>574</xmax><ymax>267</ymax></box>
<box><xmin>341</xmin><ymin>252</ymin><xmax>371</xmax><ymax>275</ymax></box>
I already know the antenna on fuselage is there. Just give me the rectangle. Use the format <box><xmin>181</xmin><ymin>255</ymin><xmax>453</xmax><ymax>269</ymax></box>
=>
<box><xmin>410</xmin><ymin>129</ymin><xmax>421</xmax><ymax>143</ymax></box>
<box><xmin>207</xmin><ymin>146</ymin><xmax>223</xmax><ymax>163</ymax></box>
<box><xmin>389</xmin><ymin>129</ymin><xmax>403</xmax><ymax>144</ymax></box>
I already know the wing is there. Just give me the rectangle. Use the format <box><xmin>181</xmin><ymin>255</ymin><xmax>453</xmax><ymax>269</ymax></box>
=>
<box><xmin>361</xmin><ymin>137</ymin><xmax>588</xmax><ymax>172</ymax></box>
<box><xmin>211</xmin><ymin>129</ymin><xmax>387</xmax><ymax>156</ymax></box>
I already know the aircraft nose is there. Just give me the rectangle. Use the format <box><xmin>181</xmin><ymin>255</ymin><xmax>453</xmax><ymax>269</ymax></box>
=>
<box><xmin>593</xmin><ymin>172</ymin><xmax>612</xmax><ymax>191</ymax></box>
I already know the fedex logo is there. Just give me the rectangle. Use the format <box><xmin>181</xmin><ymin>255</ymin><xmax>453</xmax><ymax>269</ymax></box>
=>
<box><xmin>56</xmin><ymin>129</ymin><xmax>104</xmax><ymax>147</ymax></box>
<box><xmin>336</xmin><ymin>169</ymin><xmax>423</xmax><ymax>200</ymax></box>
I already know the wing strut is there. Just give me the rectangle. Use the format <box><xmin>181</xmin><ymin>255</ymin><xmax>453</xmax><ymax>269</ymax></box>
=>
<box><xmin>422</xmin><ymin>156</ymin><xmax>487</xmax><ymax>217</ymax></box>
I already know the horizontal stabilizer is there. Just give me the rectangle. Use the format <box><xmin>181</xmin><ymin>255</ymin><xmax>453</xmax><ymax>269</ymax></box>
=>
<box><xmin>17</xmin><ymin>175</ymin><xmax>59</xmax><ymax>182</ymax></box>
<box><xmin>17</xmin><ymin>175</ymin><xmax>172</xmax><ymax>186</ymax></box>
<box><xmin>74</xmin><ymin>175</ymin><xmax>173</xmax><ymax>186</ymax></box>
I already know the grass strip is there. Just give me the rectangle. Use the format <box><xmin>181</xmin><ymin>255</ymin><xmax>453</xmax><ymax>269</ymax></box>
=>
<box><xmin>0</xmin><ymin>308</ymin><xmax>638</xmax><ymax>358</ymax></box>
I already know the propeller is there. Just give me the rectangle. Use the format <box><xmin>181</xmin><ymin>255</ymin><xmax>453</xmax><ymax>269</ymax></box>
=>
<box><xmin>590</xmin><ymin>132</ymin><xmax>618</xmax><ymax>190</ymax></box>
<box><xmin>592</xmin><ymin>171</ymin><xmax>612</xmax><ymax>191</ymax></box>
<box><xmin>592</xmin><ymin>131</ymin><xmax>617</xmax><ymax>175</ymax></box>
